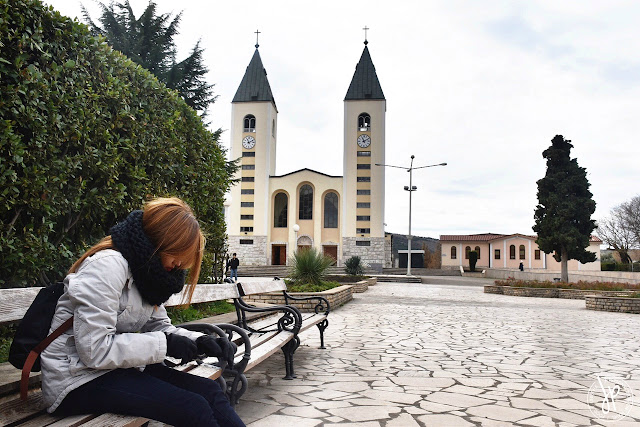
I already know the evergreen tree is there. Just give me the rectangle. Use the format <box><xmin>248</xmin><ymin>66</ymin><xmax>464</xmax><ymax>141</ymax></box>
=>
<box><xmin>82</xmin><ymin>0</ymin><xmax>215</xmax><ymax>114</ymax></box>
<box><xmin>533</xmin><ymin>135</ymin><xmax>596</xmax><ymax>282</ymax></box>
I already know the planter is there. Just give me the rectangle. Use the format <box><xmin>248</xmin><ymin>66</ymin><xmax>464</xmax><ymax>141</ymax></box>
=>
<box><xmin>585</xmin><ymin>296</ymin><xmax>640</xmax><ymax>314</ymax></box>
<box><xmin>243</xmin><ymin>285</ymin><xmax>354</xmax><ymax>312</ymax></box>
<box><xmin>484</xmin><ymin>285</ymin><xmax>636</xmax><ymax>300</ymax></box>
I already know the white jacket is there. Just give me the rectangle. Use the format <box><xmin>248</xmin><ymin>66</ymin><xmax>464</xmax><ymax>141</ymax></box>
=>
<box><xmin>41</xmin><ymin>249</ymin><xmax>203</xmax><ymax>412</ymax></box>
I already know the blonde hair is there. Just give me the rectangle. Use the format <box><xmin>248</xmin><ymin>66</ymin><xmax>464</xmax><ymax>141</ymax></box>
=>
<box><xmin>69</xmin><ymin>197</ymin><xmax>205</xmax><ymax>304</ymax></box>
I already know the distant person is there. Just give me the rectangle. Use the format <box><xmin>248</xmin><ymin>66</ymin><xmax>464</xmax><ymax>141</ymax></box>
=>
<box><xmin>227</xmin><ymin>253</ymin><xmax>240</xmax><ymax>282</ymax></box>
<box><xmin>519</xmin><ymin>262</ymin><xmax>524</xmax><ymax>272</ymax></box>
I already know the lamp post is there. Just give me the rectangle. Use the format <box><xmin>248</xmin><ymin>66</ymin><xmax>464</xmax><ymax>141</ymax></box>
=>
<box><xmin>292</xmin><ymin>223</ymin><xmax>300</xmax><ymax>254</ymax></box>
<box><xmin>376</xmin><ymin>156</ymin><xmax>447</xmax><ymax>276</ymax></box>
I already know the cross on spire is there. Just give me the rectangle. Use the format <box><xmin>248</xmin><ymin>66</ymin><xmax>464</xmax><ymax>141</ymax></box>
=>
<box><xmin>255</xmin><ymin>29</ymin><xmax>261</xmax><ymax>48</ymax></box>
<box><xmin>363</xmin><ymin>26</ymin><xmax>369</xmax><ymax>45</ymax></box>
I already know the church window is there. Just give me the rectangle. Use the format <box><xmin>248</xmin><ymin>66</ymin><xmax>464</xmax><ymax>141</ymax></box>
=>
<box><xmin>535</xmin><ymin>249</ymin><xmax>541</xmax><ymax>260</ymax></box>
<box><xmin>357</xmin><ymin>202</ymin><xmax>370</xmax><ymax>208</ymax></box>
<box><xmin>241</xmin><ymin>215</ymin><xmax>253</xmax><ymax>220</ymax></box>
<box><xmin>241</xmin><ymin>165</ymin><xmax>255</xmax><ymax>170</ymax></box>
<box><xmin>324</xmin><ymin>192</ymin><xmax>338</xmax><ymax>228</ymax></box>
<box><xmin>356</xmin><ymin>241</ymin><xmax>370</xmax><ymax>246</ymax></box>
<box><xmin>519</xmin><ymin>245</ymin><xmax>526</xmax><ymax>260</ymax></box>
<box><xmin>240</xmin><ymin>226</ymin><xmax>253</xmax><ymax>232</ymax></box>
<box><xmin>475</xmin><ymin>246</ymin><xmax>481</xmax><ymax>259</ymax></box>
<box><xmin>356</xmin><ymin>228</ymin><xmax>370</xmax><ymax>234</ymax></box>
<box><xmin>465</xmin><ymin>246</ymin><xmax>471</xmax><ymax>259</ymax></box>
<box><xmin>357</xmin><ymin>216</ymin><xmax>370</xmax><ymax>221</ymax></box>
<box><xmin>357</xmin><ymin>177</ymin><xmax>371</xmax><ymax>182</ymax></box>
<box><xmin>357</xmin><ymin>190</ymin><xmax>371</xmax><ymax>195</ymax></box>
<box><xmin>357</xmin><ymin>164</ymin><xmax>371</xmax><ymax>169</ymax></box>
<box><xmin>451</xmin><ymin>246</ymin><xmax>457</xmax><ymax>259</ymax></box>
<box><xmin>299</xmin><ymin>185</ymin><xmax>313</xmax><ymax>220</ymax></box>
<box><xmin>510</xmin><ymin>245</ymin><xmax>516</xmax><ymax>259</ymax></box>
<box><xmin>241</xmin><ymin>177</ymin><xmax>254</xmax><ymax>182</ymax></box>
<box><xmin>240</xmin><ymin>239</ymin><xmax>253</xmax><ymax>245</ymax></box>
<box><xmin>357</xmin><ymin>151</ymin><xmax>371</xmax><ymax>157</ymax></box>
<box><xmin>242</xmin><ymin>152</ymin><xmax>255</xmax><ymax>157</ymax></box>
<box><xmin>358</xmin><ymin>113</ymin><xmax>371</xmax><ymax>131</ymax></box>
<box><xmin>241</xmin><ymin>189</ymin><xmax>254</xmax><ymax>194</ymax></box>
<box><xmin>241</xmin><ymin>202</ymin><xmax>254</xmax><ymax>207</ymax></box>
<box><xmin>274</xmin><ymin>192</ymin><xmax>288</xmax><ymax>228</ymax></box>
<box><xmin>495</xmin><ymin>249</ymin><xmax>501</xmax><ymax>260</ymax></box>
<box><xmin>243</xmin><ymin>115</ymin><xmax>256</xmax><ymax>132</ymax></box>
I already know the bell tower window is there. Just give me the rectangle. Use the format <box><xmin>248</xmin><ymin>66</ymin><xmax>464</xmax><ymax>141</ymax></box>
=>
<box><xmin>358</xmin><ymin>113</ymin><xmax>371</xmax><ymax>131</ymax></box>
<box><xmin>244</xmin><ymin>115</ymin><xmax>256</xmax><ymax>132</ymax></box>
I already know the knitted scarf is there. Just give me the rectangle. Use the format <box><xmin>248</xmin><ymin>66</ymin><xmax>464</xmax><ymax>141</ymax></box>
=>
<box><xmin>110</xmin><ymin>210</ymin><xmax>186</xmax><ymax>305</ymax></box>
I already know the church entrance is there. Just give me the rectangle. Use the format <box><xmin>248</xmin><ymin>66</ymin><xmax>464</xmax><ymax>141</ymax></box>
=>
<box><xmin>323</xmin><ymin>246</ymin><xmax>338</xmax><ymax>265</ymax></box>
<box><xmin>271</xmin><ymin>245</ymin><xmax>286</xmax><ymax>265</ymax></box>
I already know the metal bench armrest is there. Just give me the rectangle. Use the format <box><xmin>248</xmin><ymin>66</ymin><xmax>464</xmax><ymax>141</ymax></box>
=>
<box><xmin>282</xmin><ymin>291</ymin><xmax>331</xmax><ymax>315</ymax></box>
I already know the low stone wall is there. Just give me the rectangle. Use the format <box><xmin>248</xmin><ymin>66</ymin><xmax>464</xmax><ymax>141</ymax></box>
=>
<box><xmin>244</xmin><ymin>285</ymin><xmax>354</xmax><ymax>312</ymax></box>
<box><xmin>586</xmin><ymin>296</ymin><xmax>640</xmax><ymax>314</ymax></box>
<box><xmin>352</xmin><ymin>280</ymin><xmax>368</xmax><ymax>293</ymax></box>
<box><xmin>484</xmin><ymin>285</ymin><xmax>636</xmax><ymax>300</ymax></box>
<box><xmin>486</xmin><ymin>268</ymin><xmax>640</xmax><ymax>285</ymax></box>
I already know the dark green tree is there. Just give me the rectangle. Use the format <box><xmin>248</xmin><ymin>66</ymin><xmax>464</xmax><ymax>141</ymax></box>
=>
<box><xmin>82</xmin><ymin>0</ymin><xmax>215</xmax><ymax>114</ymax></box>
<box><xmin>533</xmin><ymin>135</ymin><xmax>596</xmax><ymax>282</ymax></box>
<box><xmin>468</xmin><ymin>250</ymin><xmax>478</xmax><ymax>272</ymax></box>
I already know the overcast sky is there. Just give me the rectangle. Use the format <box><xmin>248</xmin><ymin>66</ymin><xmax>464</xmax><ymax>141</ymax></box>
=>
<box><xmin>46</xmin><ymin>0</ymin><xmax>640</xmax><ymax>241</ymax></box>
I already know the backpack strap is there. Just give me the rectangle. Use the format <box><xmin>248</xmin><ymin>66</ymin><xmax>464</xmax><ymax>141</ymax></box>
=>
<box><xmin>20</xmin><ymin>317</ymin><xmax>74</xmax><ymax>401</ymax></box>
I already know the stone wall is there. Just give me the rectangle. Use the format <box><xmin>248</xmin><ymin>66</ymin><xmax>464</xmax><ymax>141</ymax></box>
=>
<box><xmin>243</xmin><ymin>285</ymin><xmax>354</xmax><ymax>312</ymax></box>
<box><xmin>485</xmin><ymin>285</ymin><xmax>636</xmax><ymax>300</ymax></box>
<box><xmin>342</xmin><ymin>237</ymin><xmax>385</xmax><ymax>273</ymax></box>
<box><xmin>585</xmin><ymin>296</ymin><xmax>640</xmax><ymax>314</ymax></box>
<box><xmin>227</xmin><ymin>235</ymin><xmax>268</xmax><ymax>266</ymax></box>
<box><xmin>486</xmin><ymin>268</ymin><xmax>640</xmax><ymax>285</ymax></box>
<box><xmin>384</xmin><ymin>238</ymin><xmax>392</xmax><ymax>268</ymax></box>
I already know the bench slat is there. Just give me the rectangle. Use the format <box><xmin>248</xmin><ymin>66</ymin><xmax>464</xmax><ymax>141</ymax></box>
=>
<box><xmin>0</xmin><ymin>389</ymin><xmax>47</xmax><ymax>426</ymax></box>
<box><xmin>78</xmin><ymin>413</ymin><xmax>149</xmax><ymax>427</ymax></box>
<box><xmin>16</xmin><ymin>413</ymin><xmax>96</xmax><ymax>427</ymax></box>
<box><xmin>245</xmin><ymin>331</ymin><xmax>294</xmax><ymax>372</ymax></box>
<box><xmin>299</xmin><ymin>314</ymin><xmax>327</xmax><ymax>333</ymax></box>
<box><xmin>238</xmin><ymin>279</ymin><xmax>286</xmax><ymax>296</ymax></box>
<box><xmin>165</xmin><ymin>283</ymin><xmax>239</xmax><ymax>306</ymax></box>
<box><xmin>0</xmin><ymin>287</ymin><xmax>43</xmax><ymax>324</ymax></box>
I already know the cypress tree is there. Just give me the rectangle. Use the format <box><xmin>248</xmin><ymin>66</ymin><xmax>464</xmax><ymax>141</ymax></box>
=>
<box><xmin>533</xmin><ymin>135</ymin><xmax>596</xmax><ymax>282</ymax></box>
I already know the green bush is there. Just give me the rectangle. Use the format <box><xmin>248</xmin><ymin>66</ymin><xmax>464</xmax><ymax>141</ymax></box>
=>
<box><xmin>344</xmin><ymin>256</ymin><xmax>364</xmax><ymax>276</ymax></box>
<box><xmin>288</xmin><ymin>248</ymin><xmax>333</xmax><ymax>285</ymax></box>
<box><xmin>494</xmin><ymin>278</ymin><xmax>640</xmax><ymax>291</ymax></box>
<box><xmin>0</xmin><ymin>0</ymin><xmax>237</xmax><ymax>287</ymax></box>
<box><xmin>469</xmin><ymin>250</ymin><xmax>478</xmax><ymax>272</ymax></box>
<box><xmin>287</xmin><ymin>280</ymin><xmax>341</xmax><ymax>293</ymax></box>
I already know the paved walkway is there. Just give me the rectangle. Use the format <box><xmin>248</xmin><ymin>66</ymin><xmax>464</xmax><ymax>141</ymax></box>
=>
<box><xmin>235</xmin><ymin>278</ymin><xmax>640</xmax><ymax>426</ymax></box>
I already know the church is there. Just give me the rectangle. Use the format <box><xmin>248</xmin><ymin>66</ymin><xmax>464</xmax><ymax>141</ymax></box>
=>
<box><xmin>225</xmin><ymin>38</ymin><xmax>388</xmax><ymax>270</ymax></box>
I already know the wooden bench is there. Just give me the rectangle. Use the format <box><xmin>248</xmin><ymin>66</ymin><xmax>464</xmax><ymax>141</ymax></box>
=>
<box><xmin>0</xmin><ymin>278</ymin><xmax>330</xmax><ymax>426</ymax></box>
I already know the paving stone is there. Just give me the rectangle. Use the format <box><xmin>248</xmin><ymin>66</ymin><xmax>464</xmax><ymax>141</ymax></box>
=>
<box><xmin>417</xmin><ymin>414</ymin><xmax>475</xmax><ymax>426</ymax></box>
<box><xmin>325</xmin><ymin>381</ymin><xmax>370</xmax><ymax>393</ymax></box>
<box><xmin>327</xmin><ymin>405</ymin><xmax>401</xmax><ymax>422</ymax></box>
<box><xmin>443</xmin><ymin>384</ymin><xmax>486</xmax><ymax>396</ymax></box>
<box><xmin>425</xmin><ymin>391</ymin><xmax>494</xmax><ymax>408</ymax></box>
<box><xmin>419</xmin><ymin>400</ymin><xmax>464</xmax><ymax>412</ymax></box>
<box><xmin>235</xmin><ymin>401</ymin><xmax>281</xmax><ymax>424</ymax></box>
<box><xmin>469</xmin><ymin>417</ymin><xmax>516</xmax><ymax>427</ymax></box>
<box><xmin>518</xmin><ymin>415</ymin><xmax>557</xmax><ymax>427</ymax></box>
<box><xmin>324</xmin><ymin>416</ymin><xmax>344</xmax><ymax>423</ymax></box>
<box><xmin>360</xmin><ymin>389</ymin><xmax>422</xmax><ymax>404</ymax></box>
<box><xmin>311</xmin><ymin>400</ymin><xmax>352</xmax><ymax>409</ymax></box>
<box><xmin>280</xmin><ymin>406</ymin><xmax>328</xmax><ymax>418</ymax></box>
<box><xmin>386</xmin><ymin>413</ymin><xmax>420</xmax><ymax>426</ymax></box>
<box><xmin>247</xmin><ymin>414</ymin><xmax>322</xmax><ymax>427</ymax></box>
<box><xmin>466</xmin><ymin>404</ymin><xmax>538</xmax><ymax>422</ymax></box>
<box><xmin>390</xmin><ymin>377</ymin><xmax>455</xmax><ymax>387</ymax></box>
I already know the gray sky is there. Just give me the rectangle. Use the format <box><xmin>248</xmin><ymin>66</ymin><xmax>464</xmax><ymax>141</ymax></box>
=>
<box><xmin>46</xmin><ymin>0</ymin><xmax>640</xmax><ymax>241</ymax></box>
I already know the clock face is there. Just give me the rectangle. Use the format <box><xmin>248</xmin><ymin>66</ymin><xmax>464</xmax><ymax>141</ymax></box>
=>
<box><xmin>242</xmin><ymin>136</ymin><xmax>256</xmax><ymax>149</ymax></box>
<box><xmin>357</xmin><ymin>134</ymin><xmax>371</xmax><ymax>148</ymax></box>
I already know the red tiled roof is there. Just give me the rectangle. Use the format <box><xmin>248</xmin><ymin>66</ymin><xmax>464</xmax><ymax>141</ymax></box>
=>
<box><xmin>440</xmin><ymin>233</ymin><xmax>603</xmax><ymax>243</ymax></box>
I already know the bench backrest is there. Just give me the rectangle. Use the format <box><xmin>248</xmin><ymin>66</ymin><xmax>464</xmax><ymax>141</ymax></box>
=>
<box><xmin>236</xmin><ymin>278</ymin><xmax>286</xmax><ymax>296</ymax></box>
<box><xmin>0</xmin><ymin>283</ymin><xmax>241</xmax><ymax>325</ymax></box>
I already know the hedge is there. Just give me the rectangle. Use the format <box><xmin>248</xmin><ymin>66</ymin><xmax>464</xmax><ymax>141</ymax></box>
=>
<box><xmin>0</xmin><ymin>0</ymin><xmax>237</xmax><ymax>287</ymax></box>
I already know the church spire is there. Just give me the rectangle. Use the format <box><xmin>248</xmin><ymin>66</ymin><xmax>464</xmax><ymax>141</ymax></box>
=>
<box><xmin>232</xmin><ymin>41</ymin><xmax>276</xmax><ymax>107</ymax></box>
<box><xmin>344</xmin><ymin>41</ymin><xmax>385</xmax><ymax>101</ymax></box>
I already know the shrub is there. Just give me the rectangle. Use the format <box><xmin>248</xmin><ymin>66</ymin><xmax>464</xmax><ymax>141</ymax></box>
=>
<box><xmin>288</xmin><ymin>248</ymin><xmax>334</xmax><ymax>285</ymax></box>
<box><xmin>344</xmin><ymin>256</ymin><xmax>364</xmax><ymax>276</ymax></box>
<box><xmin>287</xmin><ymin>281</ymin><xmax>341</xmax><ymax>293</ymax></box>
<box><xmin>0</xmin><ymin>0</ymin><xmax>237</xmax><ymax>287</ymax></box>
<box><xmin>494</xmin><ymin>278</ymin><xmax>640</xmax><ymax>291</ymax></box>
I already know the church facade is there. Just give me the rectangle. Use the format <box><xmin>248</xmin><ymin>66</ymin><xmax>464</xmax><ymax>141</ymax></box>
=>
<box><xmin>225</xmin><ymin>41</ymin><xmax>387</xmax><ymax>270</ymax></box>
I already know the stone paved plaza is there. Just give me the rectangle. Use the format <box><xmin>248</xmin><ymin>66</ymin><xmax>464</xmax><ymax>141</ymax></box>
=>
<box><xmin>235</xmin><ymin>277</ymin><xmax>640</xmax><ymax>426</ymax></box>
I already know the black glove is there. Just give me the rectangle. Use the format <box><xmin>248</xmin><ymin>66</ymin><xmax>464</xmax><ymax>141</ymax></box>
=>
<box><xmin>196</xmin><ymin>335</ymin><xmax>237</xmax><ymax>367</ymax></box>
<box><xmin>165</xmin><ymin>333</ymin><xmax>198</xmax><ymax>365</ymax></box>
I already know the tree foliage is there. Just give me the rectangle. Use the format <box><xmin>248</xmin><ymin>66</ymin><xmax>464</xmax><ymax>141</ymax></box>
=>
<box><xmin>82</xmin><ymin>0</ymin><xmax>215</xmax><ymax>114</ymax></box>
<box><xmin>468</xmin><ymin>250</ymin><xmax>478</xmax><ymax>272</ymax></box>
<box><xmin>597</xmin><ymin>195</ymin><xmax>640</xmax><ymax>264</ymax></box>
<box><xmin>344</xmin><ymin>256</ymin><xmax>364</xmax><ymax>276</ymax></box>
<box><xmin>0</xmin><ymin>0</ymin><xmax>237</xmax><ymax>287</ymax></box>
<box><xmin>533</xmin><ymin>135</ymin><xmax>596</xmax><ymax>282</ymax></box>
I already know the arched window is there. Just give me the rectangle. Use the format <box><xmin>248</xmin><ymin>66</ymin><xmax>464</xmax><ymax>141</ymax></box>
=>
<box><xmin>243</xmin><ymin>115</ymin><xmax>256</xmax><ymax>132</ymax></box>
<box><xmin>324</xmin><ymin>192</ymin><xmax>338</xmax><ymax>228</ymax></box>
<box><xmin>465</xmin><ymin>246</ymin><xmax>471</xmax><ymax>259</ymax></box>
<box><xmin>510</xmin><ymin>245</ymin><xmax>516</xmax><ymax>259</ymax></box>
<box><xmin>273</xmin><ymin>193</ymin><xmax>287</xmax><ymax>228</ymax></box>
<box><xmin>451</xmin><ymin>246</ymin><xmax>457</xmax><ymax>260</ymax></box>
<box><xmin>358</xmin><ymin>113</ymin><xmax>371</xmax><ymax>131</ymax></box>
<box><xmin>299</xmin><ymin>185</ymin><xmax>313</xmax><ymax>220</ymax></box>
<box><xmin>475</xmin><ymin>246</ymin><xmax>481</xmax><ymax>259</ymax></box>
<box><xmin>519</xmin><ymin>245</ymin><xmax>526</xmax><ymax>260</ymax></box>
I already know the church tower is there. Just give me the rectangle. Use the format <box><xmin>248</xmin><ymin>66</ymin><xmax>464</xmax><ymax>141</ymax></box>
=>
<box><xmin>342</xmin><ymin>40</ymin><xmax>386</xmax><ymax>270</ymax></box>
<box><xmin>227</xmin><ymin>44</ymin><xmax>278</xmax><ymax>264</ymax></box>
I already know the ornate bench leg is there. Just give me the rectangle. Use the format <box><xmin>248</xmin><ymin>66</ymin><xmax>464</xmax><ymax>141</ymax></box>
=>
<box><xmin>317</xmin><ymin>319</ymin><xmax>329</xmax><ymax>349</ymax></box>
<box><xmin>227</xmin><ymin>373</ymin><xmax>248</xmax><ymax>407</ymax></box>
<box><xmin>281</xmin><ymin>336</ymin><xmax>300</xmax><ymax>380</ymax></box>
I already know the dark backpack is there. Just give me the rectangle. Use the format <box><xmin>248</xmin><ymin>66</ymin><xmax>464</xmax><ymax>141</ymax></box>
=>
<box><xmin>9</xmin><ymin>281</ymin><xmax>73</xmax><ymax>400</ymax></box>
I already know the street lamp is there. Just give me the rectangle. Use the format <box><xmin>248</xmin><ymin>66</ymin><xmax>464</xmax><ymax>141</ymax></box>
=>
<box><xmin>292</xmin><ymin>223</ymin><xmax>300</xmax><ymax>253</ymax></box>
<box><xmin>376</xmin><ymin>155</ymin><xmax>447</xmax><ymax>276</ymax></box>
